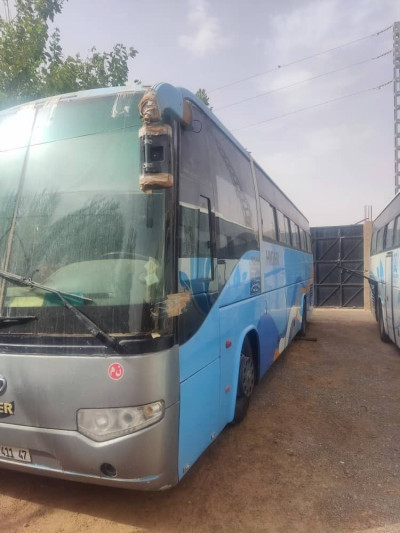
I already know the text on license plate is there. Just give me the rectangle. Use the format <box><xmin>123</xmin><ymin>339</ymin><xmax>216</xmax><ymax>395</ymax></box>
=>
<box><xmin>0</xmin><ymin>445</ymin><xmax>31</xmax><ymax>463</ymax></box>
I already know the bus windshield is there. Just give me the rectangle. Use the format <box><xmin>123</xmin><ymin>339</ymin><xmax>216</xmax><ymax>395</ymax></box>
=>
<box><xmin>0</xmin><ymin>91</ymin><xmax>171</xmax><ymax>338</ymax></box>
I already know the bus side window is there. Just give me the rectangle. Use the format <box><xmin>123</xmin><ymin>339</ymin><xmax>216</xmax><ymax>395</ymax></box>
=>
<box><xmin>394</xmin><ymin>216</ymin><xmax>400</xmax><ymax>247</ymax></box>
<box><xmin>290</xmin><ymin>220</ymin><xmax>300</xmax><ymax>249</ymax></box>
<box><xmin>178</xmin><ymin>198</ymin><xmax>213</xmax><ymax>286</ymax></box>
<box><xmin>284</xmin><ymin>216</ymin><xmax>291</xmax><ymax>246</ymax></box>
<box><xmin>299</xmin><ymin>228</ymin><xmax>307</xmax><ymax>251</ymax></box>
<box><xmin>307</xmin><ymin>233</ymin><xmax>312</xmax><ymax>253</ymax></box>
<box><xmin>276</xmin><ymin>210</ymin><xmax>290</xmax><ymax>245</ymax></box>
<box><xmin>376</xmin><ymin>228</ymin><xmax>384</xmax><ymax>253</ymax></box>
<box><xmin>260</xmin><ymin>198</ymin><xmax>277</xmax><ymax>241</ymax></box>
<box><xmin>385</xmin><ymin>219</ymin><xmax>395</xmax><ymax>250</ymax></box>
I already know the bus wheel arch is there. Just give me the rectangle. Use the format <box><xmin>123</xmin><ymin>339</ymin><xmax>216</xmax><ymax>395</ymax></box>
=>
<box><xmin>232</xmin><ymin>330</ymin><xmax>259</xmax><ymax>425</ymax></box>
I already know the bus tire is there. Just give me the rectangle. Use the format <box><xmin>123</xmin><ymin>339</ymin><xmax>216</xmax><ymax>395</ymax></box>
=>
<box><xmin>378</xmin><ymin>302</ymin><xmax>390</xmax><ymax>343</ymax></box>
<box><xmin>232</xmin><ymin>337</ymin><xmax>255</xmax><ymax>424</ymax></box>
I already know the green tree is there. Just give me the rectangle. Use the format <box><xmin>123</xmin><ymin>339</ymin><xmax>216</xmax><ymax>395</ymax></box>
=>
<box><xmin>195</xmin><ymin>88</ymin><xmax>211</xmax><ymax>108</ymax></box>
<box><xmin>0</xmin><ymin>0</ymin><xmax>138</xmax><ymax>110</ymax></box>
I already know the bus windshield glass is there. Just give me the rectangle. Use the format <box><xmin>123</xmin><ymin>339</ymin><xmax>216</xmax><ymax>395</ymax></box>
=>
<box><xmin>0</xmin><ymin>91</ymin><xmax>171</xmax><ymax>338</ymax></box>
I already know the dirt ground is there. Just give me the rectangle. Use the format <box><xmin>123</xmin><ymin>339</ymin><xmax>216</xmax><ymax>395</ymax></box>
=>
<box><xmin>1</xmin><ymin>308</ymin><xmax>400</xmax><ymax>533</ymax></box>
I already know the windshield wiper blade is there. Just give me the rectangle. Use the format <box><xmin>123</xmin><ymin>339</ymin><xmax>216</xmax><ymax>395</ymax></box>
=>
<box><xmin>0</xmin><ymin>316</ymin><xmax>37</xmax><ymax>328</ymax></box>
<box><xmin>0</xmin><ymin>269</ymin><xmax>93</xmax><ymax>303</ymax></box>
<box><xmin>0</xmin><ymin>269</ymin><xmax>124</xmax><ymax>354</ymax></box>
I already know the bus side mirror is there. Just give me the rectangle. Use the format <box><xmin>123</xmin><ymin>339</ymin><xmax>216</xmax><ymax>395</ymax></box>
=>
<box><xmin>139</xmin><ymin>123</ymin><xmax>173</xmax><ymax>192</ymax></box>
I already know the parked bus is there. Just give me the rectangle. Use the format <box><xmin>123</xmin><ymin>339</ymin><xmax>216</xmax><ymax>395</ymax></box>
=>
<box><xmin>370</xmin><ymin>194</ymin><xmax>400</xmax><ymax>345</ymax></box>
<box><xmin>0</xmin><ymin>84</ymin><xmax>313</xmax><ymax>489</ymax></box>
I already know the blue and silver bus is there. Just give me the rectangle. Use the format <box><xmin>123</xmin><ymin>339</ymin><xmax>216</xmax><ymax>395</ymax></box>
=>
<box><xmin>370</xmin><ymin>194</ymin><xmax>400</xmax><ymax>345</ymax></box>
<box><xmin>0</xmin><ymin>83</ymin><xmax>313</xmax><ymax>489</ymax></box>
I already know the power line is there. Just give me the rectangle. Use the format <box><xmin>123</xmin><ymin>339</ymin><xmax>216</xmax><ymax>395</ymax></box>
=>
<box><xmin>210</xmin><ymin>24</ymin><xmax>393</xmax><ymax>93</ymax></box>
<box><xmin>231</xmin><ymin>80</ymin><xmax>392</xmax><ymax>132</ymax></box>
<box><xmin>216</xmin><ymin>50</ymin><xmax>392</xmax><ymax>111</ymax></box>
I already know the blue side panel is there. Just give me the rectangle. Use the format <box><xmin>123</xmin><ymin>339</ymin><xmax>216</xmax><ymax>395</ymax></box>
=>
<box><xmin>219</xmin><ymin>298</ymin><xmax>262</xmax><ymax>423</ymax></box>
<box><xmin>178</xmin><ymin>248</ymin><xmax>313</xmax><ymax>479</ymax></box>
<box><xmin>178</xmin><ymin>359</ymin><xmax>220</xmax><ymax>479</ymax></box>
<box><xmin>262</xmin><ymin>244</ymin><xmax>288</xmax><ymax>339</ymax></box>
<box><xmin>262</xmin><ymin>242</ymin><xmax>313</xmax><ymax>350</ymax></box>
<box><xmin>179</xmin><ymin>296</ymin><xmax>220</xmax><ymax>383</ymax></box>
<box><xmin>257</xmin><ymin>297</ymin><xmax>281</xmax><ymax>376</ymax></box>
<box><xmin>217</xmin><ymin>251</ymin><xmax>261</xmax><ymax>307</ymax></box>
<box><xmin>179</xmin><ymin>250</ymin><xmax>261</xmax><ymax>382</ymax></box>
<box><xmin>178</xmin><ymin>250</ymin><xmax>262</xmax><ymax>476</ymax></box>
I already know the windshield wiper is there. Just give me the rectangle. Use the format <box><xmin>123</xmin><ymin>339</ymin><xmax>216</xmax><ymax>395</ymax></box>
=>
<box><xmin>0</xmin><ymin>316</ymin><xmax>37</xmax><ymax>328</ymax></box>
<box><xmin>0</xmin><ymin>270</ymin><xmax>93</xmax><ymax>304</ymax></box>
<box><xmin>0</xmin><ymin>269</ymin><xmax>124</xmax><ymax>354</ymax></box>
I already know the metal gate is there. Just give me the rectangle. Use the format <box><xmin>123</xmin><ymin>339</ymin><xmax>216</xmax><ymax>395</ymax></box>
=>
<box><xmin>311</xmin><ymin>225</ymin><xmax>364</xmax><ymax>308</ymax></box>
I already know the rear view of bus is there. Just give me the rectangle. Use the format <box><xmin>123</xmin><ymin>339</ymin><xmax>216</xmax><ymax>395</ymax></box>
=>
<box><xmin>0</xmin><ymin>84</ymin><xmax>313</xmax><ymax>489</ymax></box>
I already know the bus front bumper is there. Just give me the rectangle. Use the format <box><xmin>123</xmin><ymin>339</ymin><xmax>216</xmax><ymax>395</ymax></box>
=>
<box><xmin>0</xmin><ymin>401</ymin><xmax>179</xmax><ymax>490</ymax></box>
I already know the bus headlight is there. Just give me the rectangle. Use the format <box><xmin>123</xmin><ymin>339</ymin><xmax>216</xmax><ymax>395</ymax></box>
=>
<box><xmin>77</xmin><ymin>401</ymin><xmax>165</xmax><ymax>442</ymax></box>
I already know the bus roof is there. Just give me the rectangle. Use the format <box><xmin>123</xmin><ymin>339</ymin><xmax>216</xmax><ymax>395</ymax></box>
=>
<box><xmin>373</xmin><ymin>193</ymin><xmax>400</xmax><ymax>230</ymax></box>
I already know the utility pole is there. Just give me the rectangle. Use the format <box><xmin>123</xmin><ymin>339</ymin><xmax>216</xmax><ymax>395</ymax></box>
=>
<box><xmin>394</xmin><ymin>22</ymin><xmax>400</xmax><ymax>195</ymax></box>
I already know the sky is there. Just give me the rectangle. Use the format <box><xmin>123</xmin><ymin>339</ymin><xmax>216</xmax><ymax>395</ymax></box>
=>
<box><xmin>42</xmin><ymin>0</ymin><xmax>400</xmax><ymax>226</ymax></box>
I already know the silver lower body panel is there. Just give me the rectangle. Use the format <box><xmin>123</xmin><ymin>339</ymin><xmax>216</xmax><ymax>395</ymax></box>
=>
<box><xmin>0</xmin><ymin>402</ymin><xmax>179</xmax><ymax>490</ymax></box>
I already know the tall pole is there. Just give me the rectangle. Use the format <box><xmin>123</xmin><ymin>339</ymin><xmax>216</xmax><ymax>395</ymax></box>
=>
<box><xmin>394</xmin><ymin>22</ymin><xmax>400</xmax><ymax>195</ymax></box>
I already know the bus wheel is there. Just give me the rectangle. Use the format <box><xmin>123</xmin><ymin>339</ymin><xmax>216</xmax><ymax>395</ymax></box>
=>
<box><xmin>378</xmin><ymin>303</ymin><xmax>390</xmax><ymax>343</ymax></box>
<box><xmin>233</xmin><ymin>338</ymin><xmax>255</xmax><ymax>424</ymax></box>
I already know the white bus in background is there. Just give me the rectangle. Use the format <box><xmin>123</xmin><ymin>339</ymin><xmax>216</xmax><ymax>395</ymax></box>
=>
<box><xmin>370</xmin><ymin>194</ymin><xmax>400</xmax><ymax>346</ymax></box>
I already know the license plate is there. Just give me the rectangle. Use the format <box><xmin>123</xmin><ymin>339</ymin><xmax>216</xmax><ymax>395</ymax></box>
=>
<box><xmin>0</xmin><ymin>445</ymin><xmax>31</xmax><ymax>463</ymax></box>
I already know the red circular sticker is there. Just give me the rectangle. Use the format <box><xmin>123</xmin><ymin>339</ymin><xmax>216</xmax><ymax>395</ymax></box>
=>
<box><xmin>108</xmin><ymin>363</ymin><xmax>124</xmax><ymax>381</ymax></box>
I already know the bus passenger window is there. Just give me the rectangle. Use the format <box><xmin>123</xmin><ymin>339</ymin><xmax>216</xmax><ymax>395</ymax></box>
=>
<box><xmin>284</xmin><ymin>217</ymin><xmax>291</xmax><ymax>246</ymax></box>
<box><xmin>386</xmin><ymin>219</ymin><xmax>395</xmax><ymax>250</ymax></box>
<box><xmin>307</xmin><ymin>233</ymin><xmax>312</xmax><ymax>253</ymax></box>
<box><xmin>178</xmin><ymin>198</ymin><xmax>213</xmax><ymax>284</ymax></box>
<box><xmin>260</xmin><ymin>198</ymin><xmax>277</xmax><ymax>241</ymax></box>
<box><xmin>290</xmin><ymin>221</ymin><xmax>300</xmax><ymax>249</ymax></box>
<box><xmin>376</xmin><ymin>228</ymin><xmax>384</xmax><ymax>253</ymax></box>
<box><xmin>394</xmin><ymin>217</ymin><xmax>400</xmax><ymax>247</ymax></box>
<box><xmin>276</xmin><ymin>210</ymin><xmax>290</xmax><ymax>245</ymax></box>
<box><xmin>300</xmin><ymin>228</ymin><xmax>307</xmax><ymax>251</ymax></box>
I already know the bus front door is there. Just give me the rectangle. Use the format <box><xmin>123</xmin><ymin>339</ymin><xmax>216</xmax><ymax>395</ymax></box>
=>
<box><xmin>385</xmin><ymin>252</ymin><xmax>395</xmax><ymax>342</ymax></box>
